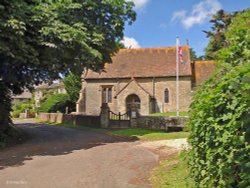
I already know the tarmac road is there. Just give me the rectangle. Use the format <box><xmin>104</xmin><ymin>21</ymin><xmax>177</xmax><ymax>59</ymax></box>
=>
<box><xmin>0</xmin><ymin>120</ymin><xmax>161</xmax><ymax>188</ymax></box>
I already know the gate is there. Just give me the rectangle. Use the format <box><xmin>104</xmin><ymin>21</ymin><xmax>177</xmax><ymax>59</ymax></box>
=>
<box><xmin>109</xmin><ymin>111</ymin><xmax>130</xmax><ymax>128</ymax></box>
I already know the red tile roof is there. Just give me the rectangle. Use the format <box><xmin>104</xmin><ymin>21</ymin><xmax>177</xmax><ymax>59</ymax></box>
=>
<box><xmin>85</xmin><ymin>47</ymin><xmax>191</xmax><ymax>79</ymax></box>
<box><xmin>192</xmin><ymin>60</ymin><xmax>216</xmax><ymax>86</ymax></box>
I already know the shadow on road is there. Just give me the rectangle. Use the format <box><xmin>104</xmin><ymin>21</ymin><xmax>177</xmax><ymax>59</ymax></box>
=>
<box><xmin>0</xmin><ymin>123</ymin><xmax>138</xmax><ymax>170</ymax></box>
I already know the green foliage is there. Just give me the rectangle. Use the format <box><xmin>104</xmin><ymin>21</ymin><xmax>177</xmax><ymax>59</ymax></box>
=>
<box><xmin>0</xmin><ymin>83</ymin><xmax>17</xmax><ymax>147</ymax></box>
<box><xmin>0</xmin><ymin>84</ymin><xmax>11</xmax><ymax>126</ymax></box>
<box><xmin>0</xmin><ymin>0</ymin><xmax>135</xmax><ymax>139</ymax></box>
<box><xmin>0</xmin><ymin>0</ymin><xmax>135</xmax><ymax>93</ymax></box>
<box><xmin>190</xmin><ymin>48</ymin><xmax>204</xmax><ymax>61</ymax></box>
<box><xmin>188</xmin><ymin>9</ymin><xmax>250</xmax><ymax>187</ymax></box>
<box><xmin>151</xmin><ymin>152</ymin><xmax>195</xmax><ymax>188</ymax></box>
<box><xmin>11</xmin><ymin>101</ymin><xmax>34</xmax><ymax>118</ymax></box>
<box><xmin>62</xmin><ymin>73</ymin><xmax>82</xmax><ymax>112</ymax></box>
<box><xmin>63</xmin><ymin>73</ymin><xmax>81</xmax><ymax>102</ymax></box>
<box><xmin>204</xmin><ymin>9</ymin><xmax>235</xmax><ymax>59</ymax></box>
<box><xmin>38</xmin><ymin>93</ymin><xmax>70</xmax><ymax>113</ymax></box>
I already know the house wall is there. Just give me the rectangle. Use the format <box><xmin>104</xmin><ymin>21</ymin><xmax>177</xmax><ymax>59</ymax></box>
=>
<box><xmin>77</xmin><ymin>76</ymin><xmax>192</xmax><ymax>116</ymax></box>
<box><xmin>34</xmin><ymin>85</ymin><xmax>66</xmax><ymax>107</ymax></box>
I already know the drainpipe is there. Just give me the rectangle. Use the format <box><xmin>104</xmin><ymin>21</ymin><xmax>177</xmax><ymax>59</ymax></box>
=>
<box><xmin>116</xmin><ymin>78</ymin><xmax>120</xmax><ymax>113</ymax></box>
<box><xmin>152</xmin><ymin>77</ymin><xmax>156</xmax><ymax>113</ymax></box>
<box><xmin>152</xmin><ymin>77</ymin><xmax>155</xmax><ymax>97</ymax></box>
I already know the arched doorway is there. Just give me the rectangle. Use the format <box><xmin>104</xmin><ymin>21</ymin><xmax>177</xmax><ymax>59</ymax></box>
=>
<box><xmin>126</xmin><ymin>94</ymin><xmax>141</xmax><ymax>112</ymax></box>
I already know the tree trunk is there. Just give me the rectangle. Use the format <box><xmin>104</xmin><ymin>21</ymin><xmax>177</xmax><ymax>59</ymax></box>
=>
<box><xmin>0</xmin><ymin>82</ymin><xmax>13</xmax><ymax>143</ymax></box>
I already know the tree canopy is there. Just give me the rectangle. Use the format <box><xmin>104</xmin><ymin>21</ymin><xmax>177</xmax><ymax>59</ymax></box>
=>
<box><xmin>0</xmin><ymin>0</ymin><xmax>136</xmax><ymax>94</ymax></box>
<box><xmin>190</xmin><ymin>48</ymin><xmax>204</xmax><ymax>61</ymax></box>
<box><xmin>0</xmin><ymin>0</ymin><xmax>136</xmax><ymax>143</ymax></box>
<box><xmin>63</xmin><ymin>73</ymin><xmax>81</xmax><ymax>103</ymax></box>
<box><xmin>204</xmin><ymin>9</ymin><xmax>236</xmax><ymax>60</ymax></box>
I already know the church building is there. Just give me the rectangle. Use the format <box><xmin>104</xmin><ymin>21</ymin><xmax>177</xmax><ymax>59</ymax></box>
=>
<box><xmin>76</xmin><ymin>46</ymin><xmax>198</xmax><ymax>115</ymax></box>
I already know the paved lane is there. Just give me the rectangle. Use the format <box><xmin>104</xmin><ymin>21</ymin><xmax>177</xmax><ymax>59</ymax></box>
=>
<box><xmin>0</xmin><ymin>121</ymin><xmax>160</xmax><ymax>188</ymax></box>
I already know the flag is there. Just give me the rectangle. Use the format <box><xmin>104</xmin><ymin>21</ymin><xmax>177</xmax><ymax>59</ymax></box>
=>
<box><xmin>176</xmin><ymin>37</ymin><xmax>184</xmax><ymax>63</ymax></box>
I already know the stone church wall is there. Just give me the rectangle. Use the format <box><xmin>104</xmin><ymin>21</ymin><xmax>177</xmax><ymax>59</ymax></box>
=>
<box><xmin>77</xmin><ymin>76</ymin><xmax>192</xmax><ymax>116</ymax></box>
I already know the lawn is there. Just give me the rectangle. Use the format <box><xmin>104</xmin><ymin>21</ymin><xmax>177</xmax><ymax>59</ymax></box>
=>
<box><xmin>151</xmin><ymin>152</ymin><xmax>195</xmax><ymax>188</ymax></box>
<box><xmin>149</xmin><ymin>112</ymin><xmax>189</xmax><ymax>117</ymax></box>
<box><xmin>110</xmin><ymin>128</ymin><xmax>189</xmax><ymax>141</ymax></box>
<box><xmin>41</xmin><ymin>120</ymin><xmax>189</xmax><ymax>141</ymax></box>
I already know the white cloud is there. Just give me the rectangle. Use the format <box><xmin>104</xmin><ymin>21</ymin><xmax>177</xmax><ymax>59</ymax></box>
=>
<box><xmin>171</xmin><ymin>0</ymin><xmax>222</xmax><ymax>29</ymax></box>
<box><xmin>127</xmin><ymin>0</ymin><xmax>150</xmax><ymax>10</ymax></box>
<box><xmin>121</xmin><ymin>37</ymin><xmax>141</xmax><ymax>48</ymax></box>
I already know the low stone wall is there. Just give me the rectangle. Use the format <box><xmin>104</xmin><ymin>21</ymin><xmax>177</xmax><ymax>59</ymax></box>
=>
<box><xmin>38</xmin><ymin>113</ymin><xmax>100</xmax><ymax>128</ymax></box>
<box><xmin>136</xmin><ymin>116</ymin><xmax>188</xmax><ymax>131</ymax></box>
<box><xmin>38</xmin><ymin>112</ymin><xmax>188</xmax><ymax>131</ymax></box>
<box><xmin>19</xmin><ymin>112</ymin><xmax>36</xmax><ymax>119</ymax></box>
<box><xmin>39</xmin><ymin>113</ymin><xmax>63</xmax><ymax>123</ymax></box>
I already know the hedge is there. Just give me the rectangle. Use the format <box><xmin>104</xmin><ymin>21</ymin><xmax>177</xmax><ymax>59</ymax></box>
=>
<box><xmin>188</xmin><ymin>9</ymin><xmax>250</xmax><ymax>187</ymax></box>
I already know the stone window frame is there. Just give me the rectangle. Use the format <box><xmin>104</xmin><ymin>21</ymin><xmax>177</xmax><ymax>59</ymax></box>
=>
<box><xmin>101</xmin><ymin>85</ymin><xmax>113</xmax><ymax>103</ymax></box>
<box><xmin>164</xmin><ymin>88</ymin><xmax>170</xmax><ymax>103</ymax></box>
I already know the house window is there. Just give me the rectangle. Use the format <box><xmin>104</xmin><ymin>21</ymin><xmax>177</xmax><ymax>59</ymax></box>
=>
<box><xmin>164</xmin><ymin>88</ymin><xmax>170</xmax><ymax>103</ymax></box>
<box><xmin>102</xmin><ymin>86</ymin><xmax>113</xmax><ymax>103</ymax></box>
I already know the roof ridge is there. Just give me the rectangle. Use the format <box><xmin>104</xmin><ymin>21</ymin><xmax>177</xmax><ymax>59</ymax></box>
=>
<box><xmin>119</xmin><ymin>46</ymin><xmax>189</xmax><ymax>51</ymax></box>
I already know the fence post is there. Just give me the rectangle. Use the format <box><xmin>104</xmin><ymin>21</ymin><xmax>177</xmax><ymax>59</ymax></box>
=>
<box><xmin>100</xmin><ymin>103</ymin><xmax>110</xmax><ymax>128</ymax></box>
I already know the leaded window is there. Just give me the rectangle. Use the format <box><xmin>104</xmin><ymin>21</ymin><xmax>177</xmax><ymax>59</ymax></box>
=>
<box><xmin>164</xmin><ymin>88</ymin><xmax>169</xmax><ymax>103</ymax></box>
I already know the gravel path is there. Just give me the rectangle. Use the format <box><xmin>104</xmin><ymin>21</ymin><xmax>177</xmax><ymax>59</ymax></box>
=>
<box><xmin>0</xmin><ymin>119</ymin><xmax>188</xmax><ymax>188</ymax></box>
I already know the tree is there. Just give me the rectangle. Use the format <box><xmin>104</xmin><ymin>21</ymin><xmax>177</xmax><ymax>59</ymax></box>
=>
<box><xmin>63</xmin><ymin>73</ymin><xmax>82</xmax><ymax>112</ymax></box>
<box><xmin>0</xmin><ymin>0</ymin><xmax>136</xmax><ymax>143</ymax></box>
<box><xmin>190</xmin><ymin>48</ymin><xmax>204</xmax><ymax>61</ymax></box>
<box><xmin>38</xmin><ymin>93</ymin><xmax>70</xmax><ymax>113</ymax></box>
<box><xmin>63</xmin><ymin>73</ymin><xmax>81</xmax><ymax>103</ymax></box>
<box><xmin>204</xmin><ymin>9</ymin><xmax>235</xmax><ymax>59</ymax></box>
<box><xmin>189</xmin><ymin>8</ymin><xmax>250</xmax><ymax>187</ymax></box>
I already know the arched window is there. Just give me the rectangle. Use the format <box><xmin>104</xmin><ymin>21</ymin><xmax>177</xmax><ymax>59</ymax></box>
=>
<box><xmin>164</xmin><ymin>89</ymin><xmax>169</xmax><ymax>103</ymax></box>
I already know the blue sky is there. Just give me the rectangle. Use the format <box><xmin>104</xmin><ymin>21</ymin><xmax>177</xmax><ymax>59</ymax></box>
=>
<box><xmin>122</xmin><ymin>0</ymin><xmax>250</xmax><ymax>56</ymax></box>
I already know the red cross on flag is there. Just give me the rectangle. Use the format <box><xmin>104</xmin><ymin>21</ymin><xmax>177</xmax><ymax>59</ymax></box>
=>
<box><xmin>176</xmin><ymin>38</ymin><xmax>184</xmax><ymax>63</ymax></box>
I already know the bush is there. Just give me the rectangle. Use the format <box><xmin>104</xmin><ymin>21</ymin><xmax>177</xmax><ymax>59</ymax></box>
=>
<box><xmin>189</xmin><ymin>65</ymin><xmax>250</xmax><ymax>187</ymax></box>
<box><xmin>188</xmin><ymin>9</ymin><xmax>250</xmax><ymax>187</ymax></box>
<box><xmin>38</xmin><ymin>93</ymin><xmax>70</xmax><ymax>113</ymax></box>
<box><xmin>11</xmin><ymin>110</ymin><xmax>22</xmax><ymax>118</ymax></box>
<box><xmin>63</xmin><ymin>73</ymin><xmax>81</xmax><ymax>102</ymax></box>
<box><xmin>11</xmin><ymin>101</ymin><xmax>34</xmax><ymax>118</ymax></box>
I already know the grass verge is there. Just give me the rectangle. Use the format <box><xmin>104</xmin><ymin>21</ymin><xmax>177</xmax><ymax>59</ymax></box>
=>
<box><xmin>109</xmin><ymin>128</ymin><xmax>189</xmax><ymax>141</ymax></box>
<box><xmin>149</xmin><ymin>112</ymin><xmax>189</xmax><ymax>117</ymax></box>
<box><xmin>39</xmin><ymin>121</ymin><xmax>189</xmax><ymax>141</ymax></box>
<box><xmin>151</xmin><ymin>152</ymin><xmax>195</xmax><ymax>188</ymax></box>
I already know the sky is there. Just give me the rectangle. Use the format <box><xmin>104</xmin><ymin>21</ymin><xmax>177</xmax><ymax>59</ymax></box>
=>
<box><xmin>122</xmin><ymin>0</ymin><xmax>250</xmax><ymax>56</ymax></box>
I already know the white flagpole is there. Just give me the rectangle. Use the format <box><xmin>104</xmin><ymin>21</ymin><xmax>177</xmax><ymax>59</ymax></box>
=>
<box><xmin>176</xmin><ymin>37</ymin><xmax>180</xmax><ymax>117</ymax></box>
